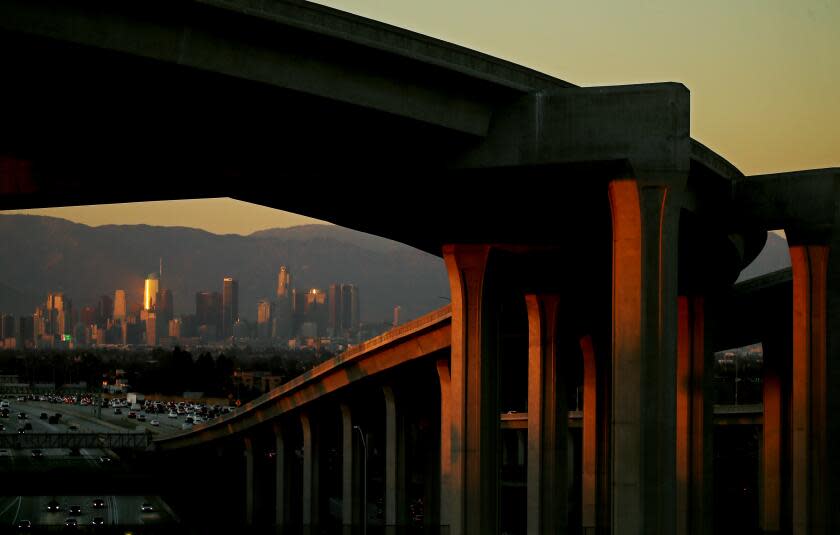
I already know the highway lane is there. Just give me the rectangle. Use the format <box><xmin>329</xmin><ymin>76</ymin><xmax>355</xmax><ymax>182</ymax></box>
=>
<box><xmin>0</xmin><ymin>495</ymin><xmax>177</xmax><ymax>528</ymax></box>
<box><xmin>14</xmin><ymin>399</ymin><xmax>217</xmax><ymax>436</ymax></box>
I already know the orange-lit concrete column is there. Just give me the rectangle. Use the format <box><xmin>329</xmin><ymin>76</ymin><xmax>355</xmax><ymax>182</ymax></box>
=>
<box><xmin>384</xmin><ymin>385</ymin><xmax>406</xmax><ymax>534</ymax></box>
<box><xmin>301</xmin><ymin>411</ymin><xmax>319</xmax><ymax>533</ymax></box>
<box><xmin>443</xmin><ymin>244</ymin><xmax>497</xmax><ymax>535</ymax></box>
<box><xmin>761</xmin><ymin>350</ymin><xmax>782</xmax><ymax>534</ymax></box>
<box><xmin>609</xmin><ymin>179</ymin><xmax>679</xmax><ymax>535</ymax></box>
<box><xmin>580</xmin><ymin>335</ymin><xmax>598</xmax><ymax>535</ymax></box>
<box><xmin>244</xmin><ymin>436</ymin><xmax>254</xmax><ymax>526</ymax></box>
<box><xmin>676</xmin><ymin>296</ymin><xmax>712</xmax><ymax>535</ymax></box>
<box><xmin>525</xmin><ymin>294</ymin><xmax>567</xmax><ymax>535</ymax></box>
<box><xmin>273</xmin><ymin>422</ymin><xmax>289</xmax><ymax>527</ymax></box>
<box><xmin>790</xmin><ymin>244</ymin><xmax>828</xmax><ymax>535</ymax></box>
<box><xmin>436</xmin><ymin>358</ymin><xmax>453</xmax><ymax>535</ymax></box>
<box><xmin>340</xmin><ymin>403</ymin><xmax>357</xmax><ymax>534</ymax></box>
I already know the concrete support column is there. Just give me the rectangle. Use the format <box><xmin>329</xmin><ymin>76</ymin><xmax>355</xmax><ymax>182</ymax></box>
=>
<box><xmin>340</xmin><ymin>403</ymin><xmax>357</xmax><ymax>533</ymax></box>
<box><xmin>244</xmin><ymin>436</ymin><xmax>254</xmax><ymax>526</ymax></box>
<box><xmin>443</xmin><ymin>244</ymin><xmax>497</xmax><ymax>535</ymax></box>
<box><xmin>790</xmin><ymin>244</ymin><xmax>829</xmax><ymax>535</ymax></box>
<box><xmin>761</xmin><ymin>348</ymin><xmax>782</xmax><ymax>534</ymax></box>
<box><xmin>608</xmin><ymin>179</ymin><xmax>679</xmax><ymax>535</ymax></box>
<box><xmin>580</xmin><ymin>335</ymin><xmax>598</xmax><ymax>535</ymax></box>
<box><xmin>273</xmin><ymin>422</ymin><xmax>290</xmax><ymax>528</ymax></box>
<box><xmin>676</xmin><ymin>296</ymin><xmax>712</xmax><ymax>535</ymax></box>
<box><xmin>436</xmin><ymin>358</ymin><xmax>453</xmax><ymax>535</ymax></box>
<box><xmin>383</xmin><ymin>385</ymin><xmax>406</xmax><ymax>533</ymax></box>
<box><xmin>525</xmin><ymin>294</ymin><xmax>567</xmax><ymax>535</ymax></box>
<box><xmin>301</xmin><ymin>412</ymin><xmax>319</xmax><ymax>532</ymax></box>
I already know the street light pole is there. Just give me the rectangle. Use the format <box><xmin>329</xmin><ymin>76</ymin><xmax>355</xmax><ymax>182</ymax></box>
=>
<box><xmin>353</xmin><ymin>425</ymin><xmax>367</xmax><ymax>535</ymax></box>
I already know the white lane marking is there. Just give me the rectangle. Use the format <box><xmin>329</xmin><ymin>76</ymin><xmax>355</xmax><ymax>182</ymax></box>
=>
<box><xmin>0</xmin><ymin>496</ymin><xmax>19</xmax><ymax>519</ymax></box>
<box><xmin>11</xmin><ymin>495</ymin><xmax>22</xmax><ymax>525</ymax></box>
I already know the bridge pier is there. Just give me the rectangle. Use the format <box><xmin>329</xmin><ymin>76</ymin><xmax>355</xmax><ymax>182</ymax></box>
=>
<box><xmin>443</xmin><ymin>244</ymin><xmax>498</xmax><ymax>535</ymax></box>
<box><xmin>788</xmin><ymin>243</ymin><xmax>834</xmax><ymax>535</ymax></box>
<box><xmin>675</xmin><ymin>295</ymin><xmax>713</xmax><ymax>535</ymax></box>
<box><xmin>340</xmin><ymin>403</ymin><xmax>359</xmax><ymax>534</ymax></box>
<box><xmin>525</xmin><ymin>294</ymin><xmax>567</xmax><ymax>535</ymax></box>
<box><xmin>244</xmin><ymin>436</ymin><xmax>254</xmax><ymax>526</ymax></box>
<box><xmin>609</xmin><ymin>178</ymin><xmax>680</xmax><ymax>535</ymax></box>
<box><xmin>383</xmin><ymin>385</ymin><xmax>407</xmax><ymax>534</ymax></box>
<box><xmin>273</xmin><ymin>422</ymin><xmax>291</xmax><ymax>529</ymax></box>
<box><xmin>301</xmin><ymin>411</ymin><xmax>320</xmax><ymax>534</ymax></box>
<box><xmin>579</xmin><ymin>335</ymin><xmax>600</xmax><ymax>535</ymax></box>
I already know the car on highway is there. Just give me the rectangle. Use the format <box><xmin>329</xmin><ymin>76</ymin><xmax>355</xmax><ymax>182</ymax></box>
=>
<box><xmin>0</xmin><ymin>424</ymin><xmax>4</xmax><ymax>432</ymax></box>
<box><xmin>1</xmin><ymin>408</ymin><xmax>9</xmax><ymax>418</ymax></box>
<box><xmin>39</xmin><ymin>412</ymin><xmax>47</xmax><ymax>420</ymax></box>
<box><xmin>141</xmin><ymin>503</ymin><xmax>154</xmax><ymax>513</ymax></box>
<box><xmin>64</xmin><ymin>517</ymin><xmax>78</xmax><ymax>527</ymax></box>
<box><xmin>92</xmin><ymin>498</ymin><xmax>105</xmax><ymax>509</ymax></box>
<box><xmin>48</xmin><ymin>415</ymin><xmax>59</xmax><ymax>424</ymax></box>
<box><xmin>17</xmin><ymin>427</ymin><xmax>25</xmax><ymax>434</ymax></box>
<box><xmin>167</xmin><ymin>412</ymin><xmax>177</xmax><ymax>418</ymax></box>
<box><xmin>98</xmin><ymin>456</ymin><xmax>111</xmax><ymax>464</ymax></box>
<box><xmin>24</xmin><ymin>422</ymin><xmax>32</xmax><ymax>430</ymax></box>
<box><xmin>113</xmin><ymin>408</ymin><xmax>122</xmax><ymax>415</ymax></box>
<box><xmin>30</xmin><ymin>449</ymin><xmax>43</xmax><ymax>459</ymax></box>
<box><xmin>68</xmin><ymin>505</ymin><xmax>82</xmax><ymax>515</ymax></box>
<box><xmin>15</xmin><ymin>519</ymin><xmax>31</xmax><ymax>529</ymax></box>
<box><xmin>0</xmin><ymin>400</ymin><xmax>8</xmax><ymax>408</ymax></box>
<box><xmin>127</xmin><ymin>411</ymin><xmax>136</xmax><ymax>419</ymax></box>
<box><xmin>181</xmin><ymin>422</ymin><xmax>193</xmax><ymax>430</ymax></box>
<box><xmin>137</xmin><ymin>414</ymin><xmax>146</xmax><ymax>422</ymax></box>
<box><xmin>46</xmin><ymin>500</ymin><xmax>60</xmax><ymax>512</ymax></box>
<box><xmin>90</xmin><ymin>517</ymin><xmax>104</xmax><ymax>526</ymax></box>
<box><xmin>17</xmin><ymin>412</ymin><xmax>27</xmax><ymax>419</ymax></box>
<box><xmin>150</xmin><ymin>419</ymin><xmax>160</xmax><ymax>426</ymax></box>
<box><xmin>16</xmin><ymin>396</ymin><xmax>25</xmax><ymax>402</ymax></box>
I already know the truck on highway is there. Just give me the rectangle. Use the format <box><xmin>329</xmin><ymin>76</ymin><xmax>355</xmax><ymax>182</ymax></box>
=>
<box><xmin>127</xmin><ymin>393</ymin><xmax>145</xmax><ymax>406</ymax></box>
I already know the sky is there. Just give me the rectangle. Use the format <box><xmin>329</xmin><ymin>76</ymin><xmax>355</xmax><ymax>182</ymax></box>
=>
<box><xmin>3</xmin><ymin>0</ymin><xmax>838</xmax><ymax>234</ymax></box>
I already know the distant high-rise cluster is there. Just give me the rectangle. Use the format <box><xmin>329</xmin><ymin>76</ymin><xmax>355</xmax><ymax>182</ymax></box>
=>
<box><xmin>0</xmin><ymin>257</ymin><xmax>395</xmax><ymax>351</ymax></box>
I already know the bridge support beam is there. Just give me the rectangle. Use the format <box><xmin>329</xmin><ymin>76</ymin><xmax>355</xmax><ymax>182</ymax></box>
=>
<box><xmin>274</xmin><ymin>423</ymin><xmax>290</xmax><ymax>528</ymax></box>
<box><xmin>437</xmin><ymin>358</ymin><xmax>453</xmax><ymax>535</ymax></box>
<box><xmin>525</xmin><ymin>294</ymin><xmax>567</xmax><ymax>535</ymax></box>
<box><xmin>676</xmin><ymin>296</ymin><xmax>712</xmax><ymax>535</ymax></box>
<box><xmin>761</xmin><ymin>337</ymin><xmax>783</xmax><ymax>535</ymax></box>
<box><xmin>383</xmin><ymin>385</ymin><xmax>406</xmax><ymax>534</ymax></box>
<box><xmin>609</xmin><ymin>178</ymin><xmax>679</xmax><ymax>535</ymax></box>
<box><xmin>244</xmin><ymin>436</ymin><xmax>254</xmax><ymax>526</ymax></box>
<box><xmin>340</xmin><ymin>403</ymin><xmax>358</xmax><ymax>534</ymax></box>
<box><xmin>443</xmin><ymin>244</ymin><xmax>498</xmax><ymax>535</ymax></box>
<box><xmin>790</xmin><ymin>244</ymin><xmax>830</xmax><ymax>535</ymax></box>
<box><xmin>580</xmin><ymin>335</ymin><xmax>599</xmax><ymax>535</ymax></box>
<box><xmin>301</xmin><ymin>412</ymin><xmax>319</xmax><ymax>534</ymax></box>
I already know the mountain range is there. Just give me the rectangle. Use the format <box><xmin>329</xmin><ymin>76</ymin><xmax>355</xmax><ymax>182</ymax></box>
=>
<box><xmin>0</xmin><ymin>215</ymin><xmax>449</xmax><ymax>324</ymax></box>
<box><xmin>0</xmin><ymin>215</ymin><xmax>790</xmax><ymax>325</ymax></box>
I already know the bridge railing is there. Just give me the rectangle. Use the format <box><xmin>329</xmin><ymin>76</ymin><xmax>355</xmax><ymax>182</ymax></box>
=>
<box><xmin>239</xmin><ymin>304</ymin><xmax>452</xmax><ymax>412</ymax></box>
<box><xmin>168</xmin><ymin>305</ymin><xmax>452</xmax><ymax>441</ymax></box>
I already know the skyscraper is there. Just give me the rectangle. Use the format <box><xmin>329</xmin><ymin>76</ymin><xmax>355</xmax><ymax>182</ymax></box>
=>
<box><xmin>113</xmin><ymin>290</ymin><xmax>127</xmax><ymax>322</ymax></box>
<box><xmin>143</xmin><ymin>273</ymin><xmax>159</xmax><ymax>311</ymax></box>
<box><xmin>157</xmin><ymin>289</ymin><xmax>174</xmax><ymax>325</ymax></box>
<box><xmin>257</xmin><ymin>300</ymin><xmax>273</xmax><ymax>339</ymax></box>
<box><xmin>195</xmin><ymin>291</ymin><xmax>222</xmax><ymax>339</ymax></box>
<box><xmin>46</xmin><ymin>292</ymin><xmax>71</xmax><ymax>336</ymax></box>
<box><xmin>340</xmin><ymin>284</ymin><xmax>360</xmax><ymax>333</ymax></box>
<box><xmin>222</xmin><ymin>277</ymin><xmax>239</xmax><ymax>338</ymax></box>
<box><xmin>277</xmin><ymin>266</ymin><xmax>291</xmax><ymax>298</ymax></box>
<box><xmin>97</xmin><ymin>295</ymin><xmax>113</xmax><ymax>325</ymax></box>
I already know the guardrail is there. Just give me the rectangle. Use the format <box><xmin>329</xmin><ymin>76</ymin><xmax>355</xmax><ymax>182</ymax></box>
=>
<box><xmin>0</xmin><ymin>432</ymin><xmax>152</xmax><ymax>450</ymax></box>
